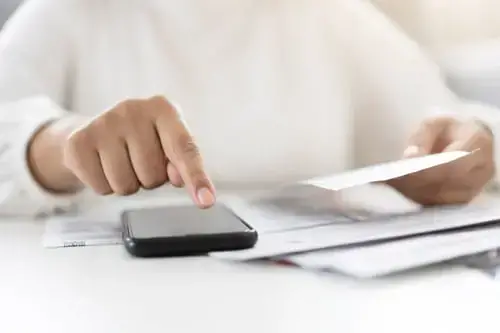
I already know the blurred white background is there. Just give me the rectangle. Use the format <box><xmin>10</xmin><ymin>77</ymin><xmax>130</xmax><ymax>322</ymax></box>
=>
<box><xmin>372</xmin><ymin>0</ymin><xmax>500</xmax><ymax>107</ymax></box>
<box><xmin>373</xmin><ymin>0</ymin><xmax>500</xmax><ymax>51</ymax></box>
<box><xmin>1</xmin><ymin>0</ymin><xmax>500</xmax><ymax>107</ymax></box>
<box><xmin>3</xmin><ymin>0</ymin><xmax>500</xmax><ymax>54</ymax></box>
<box><xmin>3</xmin><ymin>0</ymin><xmax>500</xmax><ymax>49</ymax></box>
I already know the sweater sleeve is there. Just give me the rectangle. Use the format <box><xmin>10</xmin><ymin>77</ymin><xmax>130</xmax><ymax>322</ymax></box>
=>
<box><xmin>0</xmin><ymin>0</ymin><xmax>85</xmax><ymax>217</ymax></box>
<box><xmin>331</xmin><ymin>0</ymin><xmax>500</xmax><ymax>185</ymax></box>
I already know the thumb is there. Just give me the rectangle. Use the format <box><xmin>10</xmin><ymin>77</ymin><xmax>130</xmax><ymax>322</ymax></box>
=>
<box><xmin>403</xmin><ymin>119</ymin><xmax>443</xmax><ymax>158</ymax></box>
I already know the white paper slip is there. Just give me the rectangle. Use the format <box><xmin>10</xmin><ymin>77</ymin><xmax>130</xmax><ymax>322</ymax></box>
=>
<box><xmin>211</xmin><ymin>202</ymin><xmax>500</xmax><ymax>261</ymax></box>
<box><xmin>43</xmin><ymin>214</ymin><xmax>122</xmax><ymax>248</ymax></box>
<box><xmin>303</xmin><ymin>150</ymin><xmax>470</xmax><ymax>191</ymax></box>
<box><xmin>286</xmin><ymin>225</ymin><xmax>500</xmax><ymax>279</ymax></box>
<box><xmin>41</xmin><ymin>196</ymin><xmax>193</xmax><ymax>249</ymax></box>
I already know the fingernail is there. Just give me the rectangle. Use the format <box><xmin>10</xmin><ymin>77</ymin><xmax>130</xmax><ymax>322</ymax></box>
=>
<box><xmin>197</xmin><ymin>187</ymin><xmax>215</xmax><ymax>207</ymax></box>
<box><xmin>403</xmin><ymin>145</ymin><xmax>420</xmax><ymax>158</ymax></box>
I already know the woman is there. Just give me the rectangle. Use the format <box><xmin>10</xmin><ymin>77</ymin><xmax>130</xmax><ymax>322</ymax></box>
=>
<box><xmin>0</xmin><ymin>0</ymin><xmax>496</xmax><ymax>216</ymax></box>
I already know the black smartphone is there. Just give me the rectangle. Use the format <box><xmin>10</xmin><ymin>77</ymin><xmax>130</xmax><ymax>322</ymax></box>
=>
<box><xmin>121</xmin><ymin>204</ymin><xmax>258</xmax><ymax>257</ymax></box>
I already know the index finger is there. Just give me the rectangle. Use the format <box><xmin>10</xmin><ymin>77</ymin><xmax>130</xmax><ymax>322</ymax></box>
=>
<box><xmin>152</xmin><ymin>98</ymin><xmax>215</xmax><ymax>208</ymax></box>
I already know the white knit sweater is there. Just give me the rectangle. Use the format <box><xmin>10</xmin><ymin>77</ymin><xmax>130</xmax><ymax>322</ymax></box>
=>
<box><xmin>0</xmin><ymin>0</ymin><xmax>499</xmax><ymax>216</ymax></box>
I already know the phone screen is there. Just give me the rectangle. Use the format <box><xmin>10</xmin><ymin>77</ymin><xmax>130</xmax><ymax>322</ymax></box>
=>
<box><xmin>125</xmin><ymin>204</ymin><xmax>250</xmax><ymax>239</ymax></box>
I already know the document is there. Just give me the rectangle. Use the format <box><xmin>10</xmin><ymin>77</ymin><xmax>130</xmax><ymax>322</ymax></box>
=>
<box><xmin>42</xmin><ymin>195</ymin><xmax>187</xmax><ymax>248</ymax></box>
<box><xmin>286</xmin><ymin>224</ymin><xmax>500</xmax><ymax>278</ymax></box>
<box><xmin>212</xmin><ymin>151</ymin><xmax>483</xmax><ymax>260</ymax></box>
<box><xmin>212</xmin><ymin>198</ymin><xmax>500</xmax><ymax>260</ymax></box>
<box><xmin>43</xmin><ymin>211</ymin><xmax>122</xmax><ymax>248</ymax></box>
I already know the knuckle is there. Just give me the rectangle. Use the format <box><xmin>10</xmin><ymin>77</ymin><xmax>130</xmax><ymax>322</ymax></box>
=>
<box><xmin>141</xmin><ymin>173</ymin><xmax>168</xmax><ymax>190</ymax></box>
<box><xmin>65</xmin><ymin>130</ymin><xmax>92</xmax><ymax>157</ymax></box>
<box><xmin>149</xmin><ymin>95</ymin><xmax>179</xmax><ymax>118</ymax></box>
<box><xmin>113</xmin><ymin>96</ymin><xmax>178</xmax><ymax>121</ymax></box>
<box><xmin>418</xmin><ymin>116</ymin><xmax>452</xmax><ymax>134</ymax></box>
<box><xmin>170</xmin><ymin>179</ymin><xmax>184</xmax><ymax>188</ymax></box>
<box><xmin>433</xmin><ymin>115</ymin><xmax>455</xmax><ymax>126</ymax></box>
<box><xmin>421</xmin><ymin>117</ymin><xmax>437</xmax><ymax>127</ymax></box>
<box><xmin>114</xmin><ymin>183</ymin><xmax>140</xmax><ymax>196</ymax></box>
<box><xmin>103</xmin><ymin>99</ymin><xmax>147</xmax><ymax>126</ymax></box>
<box><xmin>118</xmin><ymin>99</ymin><xmax>145</xmax><ymax>119</ymax></box>
<box><xmin>419</xmin><ymin>118</ymin><xmax>440</xmax><ymax>132</ymax></box>
<box><xmin>91</xmin><ymin>111</ymin><xmax>124</xmax><ymax>131</ymax></box>
<box><xmin>114</xmin><ymin>99</ymin><xmax>141</xmax><ymax>113</ymax></box>
<box><xmin>111</xmin><ymin>173</ymin><xmax>141</xmax><ymax>196</ymax></box>
<box><xmin>93</xmin><ymin>185</ymin><xmax>113</xmax><ymax>196</ymax></box>
<box><xmin>454</xmin><ymin>193</ymin><xmax>474</xmax><ymax>205</ymax></box>
<box><xmin>148</xmin><ymin>95</ymin><xmax>169</xmax><ymax>105</ymax></box>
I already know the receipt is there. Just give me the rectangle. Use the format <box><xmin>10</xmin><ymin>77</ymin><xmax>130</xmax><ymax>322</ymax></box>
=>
<box><xmin>303</xmin><ymin>150</ymin><xmax>470</xmax><ymax>191</ymax></box>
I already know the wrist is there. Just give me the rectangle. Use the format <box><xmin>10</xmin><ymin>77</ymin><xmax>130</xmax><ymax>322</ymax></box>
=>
<box><xmin>28</xmin><ymin>116</ymin><xmax>87</xmax><ymax>194</ymax></box>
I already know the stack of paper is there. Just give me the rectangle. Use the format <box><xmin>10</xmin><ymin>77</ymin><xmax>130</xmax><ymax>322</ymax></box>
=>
<box><xmin>210</xmin><ymin>151</ymin><xmax>500</xmax><ymax>277</ymax></box>
<box><xmin>216</xmin><ymin>194</ymin><xmax>500</xmax><ymax>260</ymax></box>
<box><xmin>42</xmin><ymin>150</ymin><xmax>500</xmax><ymax>278</ymax></box>
<box><xmin>286</xmin><ymin>225</ymin><xmax>500</xmax><ymax>278</ymax></box>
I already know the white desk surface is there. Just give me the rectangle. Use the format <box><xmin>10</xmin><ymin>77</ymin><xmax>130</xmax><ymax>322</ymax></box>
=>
<box><xmin>2</xmin><ymin>191</ymin><xmax>500</xmax><ymax>333</ymax></box>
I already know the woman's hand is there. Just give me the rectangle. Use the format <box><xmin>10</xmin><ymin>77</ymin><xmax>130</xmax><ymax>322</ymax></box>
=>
<box><xmin>63</xmin><ymin>96</ymin><xmax>216</xmax><ymax>208</ymax></box>
<box><xmin>387</xmin><ymin>116</ymin><xmax>495</xmax><ymax>205</ymax></box>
